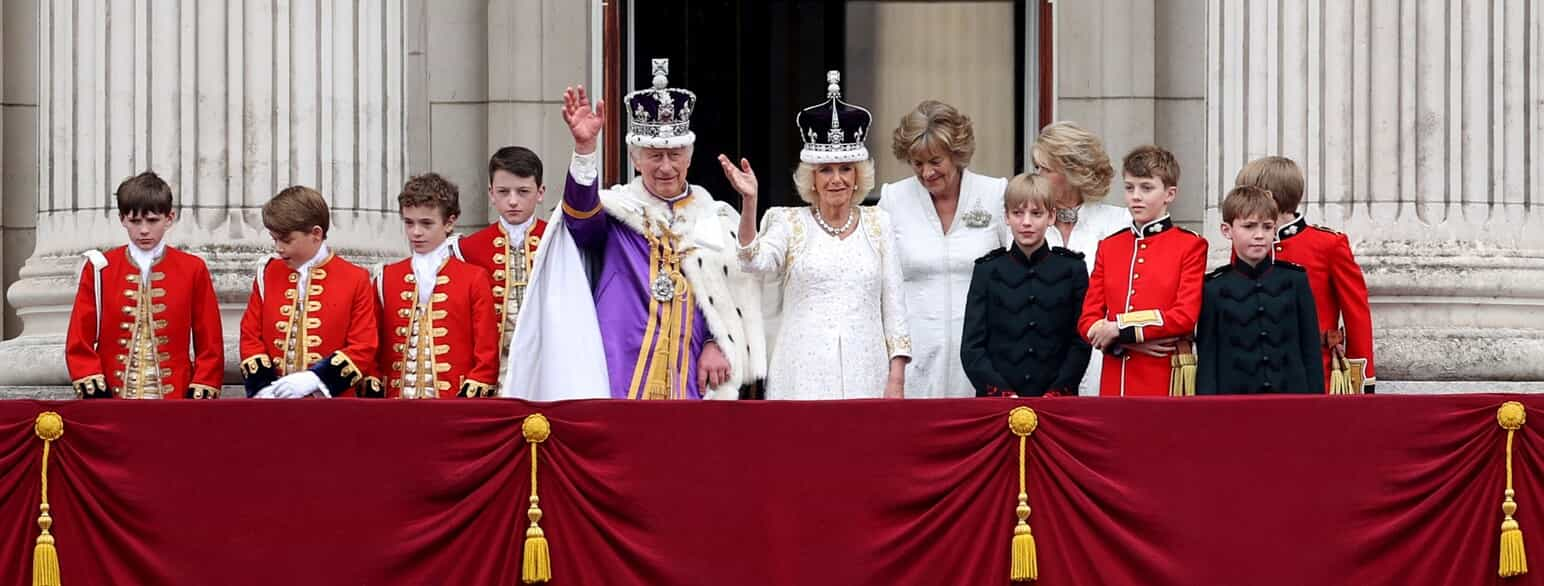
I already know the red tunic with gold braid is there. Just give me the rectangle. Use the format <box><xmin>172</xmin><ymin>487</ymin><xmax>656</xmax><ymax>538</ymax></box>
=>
<box><xmin>371</xmin><ymin>257</ymin><xmax>499</xmax><ymax>398</ymax></box>
<box><xmin>64</xmin><ymin>246</ymin><xmax>225</xmax><ymax>399</ymax></box>
<box><xmin>1078</xmin><ymin>217</ymin><xmax>1209</xmax><ymax>397</ymax></box>
<box><xmin>1272</xmin><ymin>214</ymin><xmax>1376</xmax><ymax>392</ymax></box>
<box><xmin>455</xmin><ymin>218</ymin><xmax>545</xmax><ymax>387</ymax></box>
<box><xmin>238</xmin><ymin>253</ymin><xmax>378</xmax><ymax>397</ymax></box>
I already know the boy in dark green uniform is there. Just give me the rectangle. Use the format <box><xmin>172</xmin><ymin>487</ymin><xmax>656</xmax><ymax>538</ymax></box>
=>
<box><xmin>961</xmin><ymin>172</ymin><xmax>1091</xmax><ymax>397</ymax></box>
<box><xmin>1196</xmin><ymin>185</ymin><xmax>1324</xmax><ymax>395</ymax></box>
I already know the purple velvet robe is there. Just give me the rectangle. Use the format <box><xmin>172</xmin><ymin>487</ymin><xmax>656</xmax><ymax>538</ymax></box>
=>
<box><xmin>564</xmin><ymin>174</ymin><xmax>711</xmax><ymax>400</ymax></box>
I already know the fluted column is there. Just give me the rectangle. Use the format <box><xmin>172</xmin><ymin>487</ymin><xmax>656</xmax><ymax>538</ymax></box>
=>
<box><xmin>0</xmin><ymin>0</ymin><xmax>409</xmax><ymax>386</ymax></box>
<box><xmin>1206</xmin><ymin>0</ymin><xmax>1544</xmax><ymax>383</ymax></box>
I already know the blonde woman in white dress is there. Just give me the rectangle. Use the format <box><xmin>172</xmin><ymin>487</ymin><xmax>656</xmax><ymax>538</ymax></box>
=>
<box><xmin>1032</xmin><ymin>121</ymin><xmax>1130</xmax><ymax>396</ymax></box>
<box><xmin>724</xmin><ymin>71</ymin><xmax>910</xmax><ymax>400</ymax></box>
<box><xmin>878</xmin><ymin>100</ymin><xmax>1008</xmax><ymax>399</ymax></box>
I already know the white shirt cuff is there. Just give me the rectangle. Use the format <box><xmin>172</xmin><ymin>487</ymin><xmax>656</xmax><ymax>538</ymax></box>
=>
<box><xmin>570</xmin><ymin>151</ymin><xmax>600</xmax><ymax>187</ymax></box>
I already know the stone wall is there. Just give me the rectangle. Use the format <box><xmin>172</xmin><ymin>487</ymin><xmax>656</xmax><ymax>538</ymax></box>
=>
<box><xmin>0</xmin><ymin>0</ymin><xmax>596</xmax><ymax>390</ymax></box>
<box><xmin>1054</xmin><ymin>0</ymin><xmax>1208</xmax><ymax>230</ymax></box>
<box><xmin>1</xmin><ymin>0</ymin><xmax>38</xmax><ymax>340</ymax></box>
<box><xmin>1207</xmin><ymin>0</ymin><xmax>1544</xmax><ymax>386</ymax></box>
<box><xmin>0</xmin><ymin>0</ymin><xmax>1538</xmax><ymax>395</ymax></box>
<box><xmin>416</xmin><ymin>0</ymin><xmax>592</xmax><ymax>227</ymax></box>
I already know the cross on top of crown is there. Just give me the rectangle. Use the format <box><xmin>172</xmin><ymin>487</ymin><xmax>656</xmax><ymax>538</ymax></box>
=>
<box><xmin>651</xmin><ymin>59</ymin><xmax>670</xmax><ymax>90</ymax></box>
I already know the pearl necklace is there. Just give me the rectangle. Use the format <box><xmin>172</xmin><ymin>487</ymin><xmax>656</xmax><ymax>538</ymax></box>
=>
<box><xmin>812</xmin><ymin>207</ymin><xmax>857</xmax><ymax>236</ymax></box>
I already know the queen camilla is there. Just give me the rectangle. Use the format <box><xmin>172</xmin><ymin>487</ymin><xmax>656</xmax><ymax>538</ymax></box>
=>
<box><xmin>724</xmin><ymin>71</ymin><xmax>911</xmax><ymax>400</ymax></box>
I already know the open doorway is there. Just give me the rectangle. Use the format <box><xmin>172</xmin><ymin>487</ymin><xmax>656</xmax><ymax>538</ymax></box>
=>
<box><xmin>605</xmin><ymin>0</ymin><xmax>1051</xmax><ymax>211</ymax></box>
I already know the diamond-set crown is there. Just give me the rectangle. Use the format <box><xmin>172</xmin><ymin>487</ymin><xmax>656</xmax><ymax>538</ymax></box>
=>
<box><xmin>624</xmin><ymin>58</ymin><xmax>697</xmax><ymax>148</ymax></box>
<box><xmin>796</xmin><ymin>70</ymin><xmax>872</xmax><ymax>164</ymax></box>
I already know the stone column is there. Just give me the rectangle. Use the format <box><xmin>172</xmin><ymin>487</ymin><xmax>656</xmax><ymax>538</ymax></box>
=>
<box><xmin>1207</xmin><ymin>0</ymin><xmax>1544</xmax><ymax>387</ymax></box>
<box><xmin>2</xmin><ymin>0</ymin><xmax>41</xmax><ymax>340</ymax></box>
<box><xmin>0</xmin><ymin>0</ymin><xmax>410</xmax><ymax>388</ymax></box>
<box><xmin>0</xmin><ymin>0</ymin><xmax>7</xmax><ymax>337</ymax></box>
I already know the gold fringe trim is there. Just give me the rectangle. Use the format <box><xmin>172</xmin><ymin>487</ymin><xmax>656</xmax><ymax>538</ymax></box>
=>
<box><xmin>522</xmin><ymin>414</ymin><xmax>553</xmax><ymax>583</ymax></box>
<box><xmin>33</xmin><ymin>412</ymin><xmax>64</xmax><ymax>586</ymax></box>
<box><xmin>1169</xmin><ymin>353</ymin><xmax>1197</xmax><ymax>397</ymax></box>
<box><xmin>1008</xmin><ymin>407</ymin><xmax>1039</xmax><ymax>582</ymax></box>
<box><xmin>1499</xmin><ymin>401</ymin><xmax>1529</xmax><ymax>578</ymax></box>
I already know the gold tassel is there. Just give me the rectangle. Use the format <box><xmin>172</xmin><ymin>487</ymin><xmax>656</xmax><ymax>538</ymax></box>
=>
<box><xmin>1169</xmin><ymin>356</ymin><xmax>1183</xmax><ymax>397</ymax></box>
<box><xmin>32</xmin><ymin>412</ymin><xmax>64</xmax><ymax>586</ymax></box>
<box><xmin>1498</xmin><ymin>401</ymin><xmax>1529</xmax><ymax>578</ymax></box>
<box><xmin>1008</xmin><ymin>407</ymin><xmax>1039</xmax><ymax>582</ymax></box>
<box><xmin>1328</xmin><ymin>352</ymin><xmax>1351</xmax><ymax>395</ymax></box>
<box><xmin>1180</xmin><ymin>356</ymin><xmax>1196</xmax><ymax>396</ymax></box>
<box><xmin>1325</xmin><ymin>331</ymin><xmax>1356</xmax><ymax>395</ymax></box>
<box><xmin>1169</xmin><ymin>346</ymin><xmax>1197</xmax><ymax>397</ymax></box>
<box><xmin>522</xmin><ymin>414</ymin><xmax>553</xmax><ymax>584</ymax></box>
<box><xmin>1328</xmin><ymin>367</ymin><xmax>1349</xmax><ymax>395</ymax></box>
<box><xmin>641</xmin><ymin>222</ymin><xmax>685</xmax><ymax>401</ymax></box>
<box><xmin>643</xmin><ymin>297</ymin><xmax>677</xmax><ymax>401</ymax></box>
<box><xmin>523</xmin><ymin>518</ymin><xmax>550</xmax><ymax>584</ymax></box>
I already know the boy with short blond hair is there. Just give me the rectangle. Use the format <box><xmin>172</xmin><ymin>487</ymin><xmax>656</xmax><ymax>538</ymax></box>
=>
<box><xmin>1078</xmin><ymin>145</ymin><xmax>1208</xmax><ymax>396</ymax></box>
<box><xmin>239</xmin><ymin>185</ymin><xmax>378</xmax><ymax>398</ymax></box>
<box><xmin>1196</xmin><ymin>185</ymin><xmax>1323</xmax><ymax>394</ymax></box>
<box><xmin>961</xmin><ymin>172</ymin><xmax>1090</xmax><ymax>397</ymax></box>
<box><xmin>65</xmin><ymin>171</ymin><xmax>225</xmax><ymax>399</ymax></box>
<box><xmin>1235</xmin><ymin>156</ymin><xmax>1375</xmax><ymax>393</ymax></box>
<box><xmin>368</xmin><ymin>173</ymin><xmax>499</xmax><ymax>398</ymax></box>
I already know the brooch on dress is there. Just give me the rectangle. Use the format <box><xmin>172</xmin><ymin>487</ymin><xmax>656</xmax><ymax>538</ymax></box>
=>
<box><xmin>962</xmin><ymin>206</ymin><xmax>993</xmax><ymax>228</ymax></box>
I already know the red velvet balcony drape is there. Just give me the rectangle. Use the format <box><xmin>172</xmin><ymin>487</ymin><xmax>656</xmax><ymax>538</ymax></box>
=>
<box><xmin>0</xmin><ymin>395</ymin><xmax>1539</xmax><ymax>585</ymax></box>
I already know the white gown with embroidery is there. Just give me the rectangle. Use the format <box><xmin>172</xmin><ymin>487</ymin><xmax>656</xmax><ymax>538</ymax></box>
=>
<box><xmin>739</xmin><ymin>206</ymin><xmax>911</xmax><ymax>400</ymax></box>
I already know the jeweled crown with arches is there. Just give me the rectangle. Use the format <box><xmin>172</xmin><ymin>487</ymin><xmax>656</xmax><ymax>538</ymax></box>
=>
<box><xmin>624</xmin><ymin>58</ymin><xmax>697</xmax><ymax>149</ymax></box>
<box><xmin>796</xmin><ymin>70</ymin><xmax>872</xmax><ymax>164</ymax></box>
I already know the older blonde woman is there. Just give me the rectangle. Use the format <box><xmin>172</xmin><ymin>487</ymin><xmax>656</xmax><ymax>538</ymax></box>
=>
<box><xmin>1032</xmin><ymin>121</ymin><xmax>1130</xmax><ymax>396</ymax></box>
<box><xmin>725</xmin><ymin>71</ymin><xmax>909</xmax><ymax>400</ymax></box>
<box><xmin>876</xmin><ymin>100</ymin><xmax>1007</xmax><ymax>399</ymax></box>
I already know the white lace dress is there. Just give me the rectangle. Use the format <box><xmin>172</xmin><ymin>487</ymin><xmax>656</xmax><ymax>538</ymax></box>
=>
<box><xmin>738</xmin><ymin>206</ymin><xmax>911</xmax><ymax>400</ymax></box>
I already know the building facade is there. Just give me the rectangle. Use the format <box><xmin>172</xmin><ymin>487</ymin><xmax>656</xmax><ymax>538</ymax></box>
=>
<box><xmin>0</xmin><ymin>0</ymin><xmax>1538</xmax><ymax>395</ymax></box>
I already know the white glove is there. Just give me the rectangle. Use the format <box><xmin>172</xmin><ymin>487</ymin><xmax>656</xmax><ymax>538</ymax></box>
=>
<box><xmin>253</xmin><ymin>385</ymin><xmax>279</xmax><ymax>399</ymax></box>
<box><xmin>270</xmin><ymin>371</ymin><xmax>326</xmax><ymax>399</ymax></box>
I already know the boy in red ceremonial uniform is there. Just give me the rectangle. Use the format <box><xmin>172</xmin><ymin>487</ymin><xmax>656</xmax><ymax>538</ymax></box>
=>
<box><xmin>454</xmin><ymin>147</ymin><xmax>546</xmax><ymax>391</ymax></box>
<box><xmin>1235</xmin><ymin>156</ymin><xmax>1375</xmax><ymax>393</ymax></box>
<box><xmin>65</xmin><ymin>171</ymin><xmax>225</xmax><ymax>399</ymax></box>
<box><xmin>369</xmin><ymin>173</ymin><xmax>499</xmax><ymax>398</ymax></box>
<box><xmin>1079</xmin><ymin>145</ymin><xmax>1208</xmax><ymax>396</ymax></box>
<box><xmin>240</xmin><ymin>186</ymin><xmax>378</xmax><ymax>398</ymax></box>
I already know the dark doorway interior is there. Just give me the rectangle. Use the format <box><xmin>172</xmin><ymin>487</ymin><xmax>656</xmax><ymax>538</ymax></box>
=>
<box><xmin>624</xmin><ymin>1</ymin><xmax>847</xmax><ymax>215</ymax></box>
